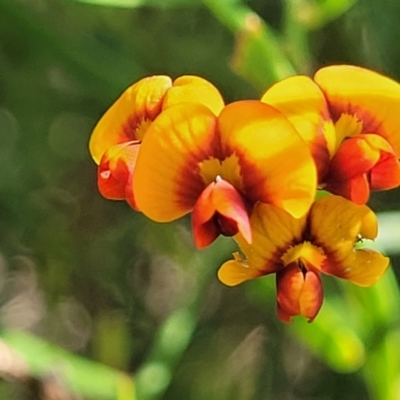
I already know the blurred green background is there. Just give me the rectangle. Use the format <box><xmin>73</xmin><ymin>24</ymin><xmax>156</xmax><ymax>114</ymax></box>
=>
<box><xmin>1</xmin><ymin>0</ymin><xmax>400</xmax><ymax>399</ymax></box>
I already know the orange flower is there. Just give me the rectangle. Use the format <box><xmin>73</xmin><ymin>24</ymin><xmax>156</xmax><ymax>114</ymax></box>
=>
<box><xmin>218</xmin><ymin>195</ymin><xmax>389</xmax><ymax>322</ymax></box>
<box><xmin>261</xmin><ymin>65</ymin><xmax>400</xmax><ymax>204</ymax></box>
<box><xmin>133</xmin><ymin>100</ymin><xmax>317</xmax><ymax>248</ymax></box>
<box><xmin>89</xmin><ymin>75</ymin><xmax>225</xmax><ymax>209</ymax></box>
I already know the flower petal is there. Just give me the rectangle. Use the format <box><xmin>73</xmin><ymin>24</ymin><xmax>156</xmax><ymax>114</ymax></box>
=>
<box><xmin>133</xmin><ymin>103</ymin><xmax>218</xmax><ymax>222</ymax></box>
<box><xmin>192</xmin><ymin>179</ymin><xmax>251</xmax><ymax>248</ymax></box>
<box><xmin>124</xmin><ymin>172</ymin><xmax>138</xmax><ymax>210</ymax></box>
<box><xmin>314</xmin><ymin>65</ymin><xmax>400</xmax><ymax>156</ymax></box>
<box><xmin>324</xmin><ymin>134</ymin><xmax>400</xmax><ymax>203</ymax></box>
<box><xmin>162</xmin><ymin>76</ymin><xmax>225</xmax><ymax>116</ymax></box>
<box><xmin>328</xmin><ymin>135</ymin><xmax>381</xmax><ymax>179</ymax></box>
<box><xmin>261</xmin><ymin>75</ymin><xmax>333</xmax><ymax>180</ymax></box>
<box><xmin>364</xmin><ymin>135</ymin><xmax>400</xmax><ymax>190</ymax></box>
<box><xmin>218</xmin><ymin>254</ymin><xmax>263</xmax><ymax>287</ymax></box>
<box><xmin>309</xmin><ymin>195</ymin><xmax>378</xmax><ymax>267</ymax></box>
<box><xmin>330</xmin><ymin>249</ymin><xmax>390</xmax><ymax>286</ymax></box>
<box><xmin>281</xmin><ymin>242</ymin><xmax>326</xmax><ymax>272</ymax></box>
<box><xmin>218</xmin><ymin>100</ymin><xmax>317</xmax><ymax>218</ymax></box>
<box><xmin>89</xmin><ymin>76</ymin><xmax>172</xmax><ymax>164</ymax></box>
<box><xmin>324</xmin><ymin>174</ymin><xmax>370</xmax><ymax>205</ymax></box>
<box><xmin>232</xmin><ymin>202</ymin><xmax>306</xmax><ymax>276</ymax></box>
<box><xmin>276</xmin><ymin>265</ymin><xmax>323</xmax><ymax>322</ymax></box>
<box><xmin>298</xmin><ymin>270</ymin><xmax>324</xmax><ymax>322</ymax></box>
<box><xmin>98</xmin><ymin>142</ymin><xmax>139</xmax><ymax>203</ymax></box>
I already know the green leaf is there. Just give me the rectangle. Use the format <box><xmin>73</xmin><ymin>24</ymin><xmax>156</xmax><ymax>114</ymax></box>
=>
<box><xmin>290</xmin><ymin>298</ymin><xmax>366</xmax><ymax>372</ymax></box>
<box><xmin>1</xmin><ymin>330</ymin><xmax>136</xmax><ymax>400</ymax></box>
<box><xmin>72</xmin><ymin>0</ymin><xmax>202</xmax><ymax>8</ymax></box>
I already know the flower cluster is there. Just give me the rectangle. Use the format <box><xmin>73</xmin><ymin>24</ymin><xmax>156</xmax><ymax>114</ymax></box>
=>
<box><xmin>89</xmin><ymin>65</ymin><xmax>400</xmax><ymax>322</ymax></box>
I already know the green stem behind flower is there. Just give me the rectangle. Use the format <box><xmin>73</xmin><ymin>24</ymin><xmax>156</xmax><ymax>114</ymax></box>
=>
<box><xmin>203</xmin><ymin>0</ymin><xmax>297</xmax><ymax>90</ymax></box>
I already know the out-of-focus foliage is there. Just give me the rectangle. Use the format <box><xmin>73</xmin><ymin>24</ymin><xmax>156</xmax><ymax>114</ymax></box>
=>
<box><xmin>1</xmin><ymin>0</ymin><xmax>400</xmax><ymax>399</ymax></box>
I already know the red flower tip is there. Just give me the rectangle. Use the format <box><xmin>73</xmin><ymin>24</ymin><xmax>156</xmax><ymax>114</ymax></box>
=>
<box><xmin>323</xmin><ymin>134</ymin><xmax>400</xmax><ymax>204</ymax></box>
<box><xmin>276</xmin><ymin>263</ymin><xmax>323</xmax><ymax>323</ymax></box>
<box><xmin>192</xmin><ymin>178</ymin><xmax>252</xmax><ymax>249</ymax></box>
<box><xmin>97</xmin><ymin>142</ymin><xmax>141</xmax><ymax>210</ymax></box>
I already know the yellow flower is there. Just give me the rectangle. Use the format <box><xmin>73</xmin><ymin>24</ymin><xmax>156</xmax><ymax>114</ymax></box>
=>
<box><xmin>133</xmin><ymin>100</ymin><xmax>317</xmax><ymax>248</ymax></box>
<box><xmin>261</xmin><ymin>65</ymin><xmax>400</xmax><ymax>204</ymax></box>
<box><xmin>218</xmin><ymin>195</ymin><xmax>389</xmax><ymax>322</ymax></box>
<box><xmin>89</xmin><ymin>75</ymin><xmax>225</xmax><ymax>209</ymax></box>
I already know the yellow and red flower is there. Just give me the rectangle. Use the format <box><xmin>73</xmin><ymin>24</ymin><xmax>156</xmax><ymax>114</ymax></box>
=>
<box><xmin>218</xmin><ymin>195</ymin><xmax>389</xmax><ymax>322</ymax></box>
<box><xmin>261</xmin><ymin>65</ymin><xmax>400</xmax><ymax>204</ymax></box>
<box><xmin>133</xmin><ymin>100</ymin><xmax>317</xmax><ymax>248</ymax></box>
<box><xmin>89</xmin><ymin>75</ymin><xmax>225</xmax><ymax>209</ymax></box>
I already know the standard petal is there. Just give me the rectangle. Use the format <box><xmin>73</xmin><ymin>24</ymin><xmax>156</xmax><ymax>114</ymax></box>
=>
<box><xmin>261</xmin><ymin>75</ymin><xmax>333</xmax><ymax>180</ymax></box>
<box><xmin>162</xmin><ymin>76</ymin><xmax>225</xmax><ymax>116</ymax></box>
<box><xmin>192</xmin><ymin>179</ymin><xmax>251</xmax><ymax>249</ymax></box>
<box><xmin>218</xmin><ymin>100</ymin><xmax>317</xmax><ymax>218</ymax></box>
<box><xmin>133</xmin><ymin>103</ymin><xmax>218</xmax><ymax>222</ymax></box>
<box><xmin>89</xmin><ymin>76</ymin><xmax>172</xmax><ymax>164</ymax></box>
<box><xmin>314</xmin><ymin>65</ymin><xmax>400</xmax><ymax>156</ymax></box>
<box><xmin>310</xmin><ymin>196</ymin><xmax>378</xmax><ymax>266</ymax></box>
<box><xmin>218</xmin><ymin>203</ymin><xmax>305</xmax><ymax>289</ymax></box>
<box><xmin>233</xmin><ymin>202</ymin><xmax>306</xmax><ymax>276</ymax></box>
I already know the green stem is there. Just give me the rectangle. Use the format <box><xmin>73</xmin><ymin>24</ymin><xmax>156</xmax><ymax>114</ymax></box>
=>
<box><xmin>134</xmin><ymin>239</ymin><xmax>234</xmax><ymax>400</ymax></box>
<box><xmin>282</xmin><ymin>0</ymin><xmax>313</xmax><ymax>74</ymax></box>
<box><xmin>203</xmin><ymin>0</ymin><xmax>296</xmax><ymax>89</ymax></box>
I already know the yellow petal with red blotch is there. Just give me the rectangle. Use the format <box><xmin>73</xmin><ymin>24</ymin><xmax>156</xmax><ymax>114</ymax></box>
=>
<box><xmin>192</xmin><ymin>179</ymin><xmax>251</xmax><ymax>249</ymax></box>
<box><xmin>98</xmin><ymin>141</ymin><xmax>139</xmax><ymax>201</ymax></box>
<box><xmin>276</xmin><ymin>265</ymin><xmax>323</xmax><ymax>322</ymax></box>
<box><xmin>314</xmin><ymin>65</ymin><xmax>400</xmax><ymax>155</ymax></box>
<box><xmin>89</xmin><ymin>76</ymin><xmax>172</xmax><ymax>164</ymax></box>
<box><xmin>218</xmin><ymin>100</ymin><xmax>317</xmax><ymax>218</ymax></box>
<box><xmin>232</xmin><ymin>202</ymin><xmax>306</xmax><ymax>276</ymax></box>
<box><xmin>133</xmin><ymin>103</ymin><xmax>218</xmax><ymax>222</ymax></box>
<box><xmin>261</xmin><ymin>75</ymin><xmax>333</xmax><ymax>179</ymax></box>
<box><xmin>162</xmin><ymin>76</ymin><xmax>225</xmax><ymax>116</ymax></box>
<box><xmin>324</xmin><ymin>248</ymin><xmax>389</xmax><ymax>286</ymax></box>
<box><xmin>218</xmin><ymin>254</ymin><xmax>264</xmax><ymax>287</ymax></box>
<box><xmin>309</xmin><ymin>195</ymin><xmax>378</xmax><ymax>266</ymax></box>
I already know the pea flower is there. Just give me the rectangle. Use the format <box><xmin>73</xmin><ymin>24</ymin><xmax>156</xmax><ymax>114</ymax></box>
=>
<box><xmin>133</xmin><ymin>100</ymin><xmax>317</xmax><ymax>248</ymax></box>
<box><xmin>89</xmin><ymin>75</ymin><xmax>225</xmax><ymax>209</ymax></box>
<box><xmin>261</xmin><ymin>65</ymin><xmax>400</xmax><ymax>204</ymax></box>
<box><xmin>218</xmin><ymin>195</ymin><xmax>389</xmax><ymax>322</ymax></box>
